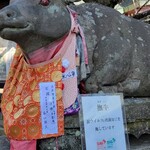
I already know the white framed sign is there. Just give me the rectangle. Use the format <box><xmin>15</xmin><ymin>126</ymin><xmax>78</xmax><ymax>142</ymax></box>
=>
<box><xmin>79</xmin><ymin>94</ymin><xmax>129</xmax><ymax>150</ymax></box>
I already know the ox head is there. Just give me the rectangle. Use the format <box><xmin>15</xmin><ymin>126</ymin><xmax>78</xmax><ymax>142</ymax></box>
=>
<box><xmin>0</xmin><ymin>0</ymin><xmax>71</xmax><ymax>54</ymax></box>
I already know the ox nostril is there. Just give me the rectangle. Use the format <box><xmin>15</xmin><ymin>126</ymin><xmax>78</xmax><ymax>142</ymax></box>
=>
<box><xmin>5</xmin><ymin>10</ymin><xmax>16</xmax><ymax>18</ymax></box>
<box><xmin>7</xmin><ymin>13</ymin><xmax>12</xmax><ymax>17</ymax></box>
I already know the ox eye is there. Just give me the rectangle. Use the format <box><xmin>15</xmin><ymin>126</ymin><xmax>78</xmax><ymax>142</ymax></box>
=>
<box><xmin>39</xmin><ymin>0</ymin><xmax>50</xmax><ymax>6</ymax></box>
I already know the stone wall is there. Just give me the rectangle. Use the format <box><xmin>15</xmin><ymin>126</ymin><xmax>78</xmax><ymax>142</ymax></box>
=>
<box><xmin>0</xmin><ymin>95</ymin><xmax>150</xmax><ymax>149</ymax></box>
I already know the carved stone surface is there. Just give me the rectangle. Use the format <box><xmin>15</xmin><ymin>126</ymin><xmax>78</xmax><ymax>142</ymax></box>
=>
<box><xmin>1</xmin><ymin>134</ymin><xmax>150</xmax><ymax>150</ymax></box>
<box><xmin>0</xmin><ymin>0</ymin><xmax>150</xmax><ymax>149</ymax></box>
<box><xmin>125</xmin><ymin>98</ymin><xmax>150</xmax><ymax>138</ymax></box>
<box><xmin>0</xmin><ymin>98</ymin><xmax>150</xmax><ymax>149</ymax></box>
<box><xmin>38</xmin><ymin>98</ymin><xmax>150</xmax><ymax>149</ymax></box>
<box><xmin>0</xmin><ymin>98</ymin><xmax>149</xmax><ymax>149</ymax></box>
<box><xmin>0</xmin><ymin>135</ymin><xmax>10</xmax><ymax>150</ymax></box>
<box><xmin>125</xmin><ymin>98</ymin><xmax>150</xmax><ymax>122</ymax></box>
<box><xmin>63</xmin><ymin>0</ymin><xmax>120</xmax><ymax>8</ymax></box>
<box><xmin>130</xmin><ymin>134</ymin><xmax>150</xmax><ymax>150</ymax></box>
<box><xmin>37</xmin><ymin>129</ymin><xmax>82</xmax><ymax>150</ymax></box>
<box><xmin>0</xmin><ymin>1</ymin><xmax>149</xmax><ymax>97</ymax></box>
<box><xmin>64</xmin><ymin>98</ymin><xmax>150</xmax><ymax>137</ymax></box>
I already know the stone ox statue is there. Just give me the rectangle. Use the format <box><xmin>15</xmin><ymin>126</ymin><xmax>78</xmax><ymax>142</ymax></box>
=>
<box><xmin>0</xmin><ymin>0</ymin><xmax>150</xmax><ymax>97</ymax></box>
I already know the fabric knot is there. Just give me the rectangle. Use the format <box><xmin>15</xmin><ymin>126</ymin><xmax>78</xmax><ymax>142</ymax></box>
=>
<box><xmin>72</xmin><ymin>26</ymin><xmax>79</xmax><ymax>34</ymax></box>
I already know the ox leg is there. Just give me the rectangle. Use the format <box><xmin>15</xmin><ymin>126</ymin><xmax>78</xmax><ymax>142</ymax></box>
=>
<box><xmin>85</xmin><ymin>37</ymin><xmax>132</xmax><ymax>93</ymax></box>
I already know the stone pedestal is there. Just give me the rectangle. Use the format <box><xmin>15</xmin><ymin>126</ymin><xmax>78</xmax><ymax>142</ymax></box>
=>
<box><xmin>37</xmin><ymin>98</ymin><xmax>150</xmax><ymax>149</ymax></box>
<box><xmin>0</xmin><ymin>97</ymin><xmax>150</xmax><ymax>149</ymax></box>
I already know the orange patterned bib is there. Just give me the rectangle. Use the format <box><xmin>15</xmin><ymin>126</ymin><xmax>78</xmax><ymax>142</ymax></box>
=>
<box><xmin>1</xmin><ymin>9</ymin><xmax>79</xmax><ymax>140</ymax></box>
<box><xmin>1</xmin><ymin>46</ymin><xmax>64</xmax><ymax>140</ymax></box>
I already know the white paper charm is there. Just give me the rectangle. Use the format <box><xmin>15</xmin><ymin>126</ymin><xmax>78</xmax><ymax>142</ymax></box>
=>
<box><xmin>39</xmin><ymin>82</ymin><xmax>58</xmax><ymax>135</ymax></box>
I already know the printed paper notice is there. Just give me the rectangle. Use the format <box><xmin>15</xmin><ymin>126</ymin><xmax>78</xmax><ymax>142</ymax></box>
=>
<box><xmin>81</xmin><ymin>94</ymin><xmax>127</xmax><ymax>150</ymax></box>
<box><xmin>39</xmin><ymin>82</ymin><xmax>58</xmax><ymax>135</ymax></box>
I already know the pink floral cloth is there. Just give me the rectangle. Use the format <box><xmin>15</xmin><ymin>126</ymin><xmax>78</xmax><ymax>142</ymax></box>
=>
<box><xmin>10</xmin><ymin>139</ymin><xmax>36</xmax><ymax>150</ymax></box>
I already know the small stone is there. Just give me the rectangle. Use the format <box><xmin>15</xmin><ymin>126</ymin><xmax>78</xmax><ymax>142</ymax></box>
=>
<box><xmin>75</xmin><ymin>131</ymin><xmax>81</xmax><ymax>136</ymax></box>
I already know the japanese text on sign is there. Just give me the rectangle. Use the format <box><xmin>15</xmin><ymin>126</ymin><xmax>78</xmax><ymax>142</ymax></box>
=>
<box><xmin>39</xmin><ymin>82</ymin><xmax>58</xmax><ymax>135</ymax></box>
<box><xmin>80</xmin><ymin>94</ymin><xmax>128</xmax><ymax>150</ymax></box>
<box><xmin>62</xmin><ymin>69</ymin><xmax>77</xmax><ymax>80</ymax></box>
